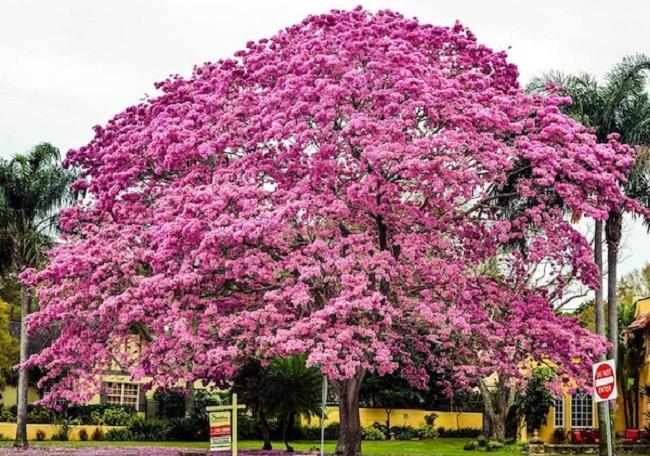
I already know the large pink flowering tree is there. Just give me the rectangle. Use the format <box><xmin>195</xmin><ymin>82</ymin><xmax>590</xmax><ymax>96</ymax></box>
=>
<box><xmin>25</xmin><ymin>8</ymin><xmax>636</xmax><ymax>454</ymax></box>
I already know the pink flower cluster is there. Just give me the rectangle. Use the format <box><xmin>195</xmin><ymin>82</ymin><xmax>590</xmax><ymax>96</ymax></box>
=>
<box><xmin>24</xmin><ymin>8</ymin><xmax>635</xmax><ymax>404</ymax></box>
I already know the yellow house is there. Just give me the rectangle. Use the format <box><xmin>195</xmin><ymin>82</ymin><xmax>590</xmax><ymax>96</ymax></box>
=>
<box><xmin>535</xmin><ymin>296</ymin><xmax>650</xmax><ymax>443</ymax></box>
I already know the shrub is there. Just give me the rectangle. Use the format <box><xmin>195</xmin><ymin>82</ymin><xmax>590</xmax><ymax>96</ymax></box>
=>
<box><xmin>418</xmin><ymin>425</ymin><xmax>439</xmax><ymax>439</ymax></box>
<box><xmin>127</xmin><ymin>418</ymin><xmax>171</xmax><ymax>441</ymax></box>
<box><xmin>154</xmin><ymin>389</ymin><xmax>186</xmax><ymax>419</ymax></box>
<box><xmin>237</xmin><ymin>414</ymin><xmax>262</xmax><ymax>440</ymax></box>
<box><xmin>292</xmin><ymin>425</ymin><xmax>320</xmax><ymax>440</ymax></box>
<box><xmin>51</xmin><ymin>428</ymin><xmax>69</xmax><ymax>441</ymax></box>
<box><xmin>93</xmin><ymin>406</ymin><xmax>136</xmax><ymax>426</ymax></box>
<box><xmin>362</xmin><ymin>426</ymin><xmax>385</xmax><ymax>441</ymax></box>
<box><xmin>35</xmin><ymin>429</ymin><xmax>46</xmax><ymax>441</ymax></box>
<box><xmin>0</xmin><ymin>406</ymin><xmax>15</xmax><ymax>422</ymax></box>
<box><xmin>486</xmin><ymin>441</ymin><xmax>504</xmax><ymax>452</ymax></box>
<box><xmin>553</xmin><ymin>427</ymin><xmax>566</xmax><ymax>443</ymax></box>
<box><xmin>477</xmin><ymin>434</ymin><xmax>488</xmax><ymax>447</ymax></box>
<box><xmin>106</xmin><ymin>428</ymin><xmax>133</xmax><ymax>441</ymax></box>
<box><xmin>168</xmin><ymin>416</ymin><xmax>200</xmax><ymax>441</ymax></box>
<box><xmin>78</xmin><ymin>428</ymin><xmax>89</xmax><ymax>441</ymax></box>
<box><xmin>324</xmin><ymin>422</ymin><xmax>340</xmax><ymax>440</ymax></box>
<box><xmin>91</xmin><ymin>427</ymin><xmax>105</xmax><ymax>441</ymax></box>
<box><xmin>438</xmin><ymin>428</ymin><xmax>483</xmax><ymax>438</ymax></box>
<box><xmin>464</xmin><ymin>440</ymin><xmax>478</xmax><ymax>451</ymax></box>
<box><xmin>424</xmin><ymin>413</ymin><xmax>438</xmax><ymax>427</ymax></box>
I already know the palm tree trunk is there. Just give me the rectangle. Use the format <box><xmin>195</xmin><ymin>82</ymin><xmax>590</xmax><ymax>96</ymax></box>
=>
<box><xmin>259</xmin><ymin>410</ymin><xmax>272</xmax><ymax>450</ymax></box>
<box><xmin>335</xmin><ymin>369</ymin><xmax>365</xmax><ymax>456</ymax></box>
<box><xmin>13</xmin><ymin>287</ymin><xmax>30</xmax><ymax>447</ymax></box>
<box><xmin>606</xmin><ymin>211</ymin><xmax>622</xmax><ymax>360</ymax></box>
<box><xmin>594</xmin><ymin>220</ymin><xmax>608</xmax><ymax>456</ymax></box>
<box><xmin>282</xmin><ymin>413</ymin><xmax>294</xmax><ymax>452</ymax></box>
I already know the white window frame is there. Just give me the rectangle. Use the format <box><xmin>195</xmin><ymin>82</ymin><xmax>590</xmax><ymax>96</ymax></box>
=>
<box><xmin>104</xmin><ymin>382</ymin><xmax>140</xmax><ymax>409</ymax></box>
<box><xmin>554</xmin><ymin>396</ymin><xmax>564</xmax><ymax>428</ymax></box>
<box><xmin>570</xmin><ymin>391</ymin><xmax>593</xmax><ymax>428</ymax></box>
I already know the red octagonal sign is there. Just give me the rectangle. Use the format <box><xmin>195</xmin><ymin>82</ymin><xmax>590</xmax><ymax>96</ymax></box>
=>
<box><xmin>592</xmin><ymin>359</ymin><xmax>617</xmax><ymax>403</ymax></box>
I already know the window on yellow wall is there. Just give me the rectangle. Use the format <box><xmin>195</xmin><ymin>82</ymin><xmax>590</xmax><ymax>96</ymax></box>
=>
<box><xmin>570</xmin><ymin>392</ymin><xmax>593</xmax><ymax>428</ymax></box>
<box><xmin>104</xmin><ymin>382</ymin><xmax>139</xmax><ymax>409</ymax></box>
<box><xmin>554</xmin><ymin>396</ymin><xmax>564</xmax><ymax>427</ymax></box>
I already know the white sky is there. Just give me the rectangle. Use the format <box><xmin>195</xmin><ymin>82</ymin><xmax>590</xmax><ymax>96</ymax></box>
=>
<box><xmin>0</xmin><ymin>0</ymin><xmax>649</xmax><ymax>282</ymax></box>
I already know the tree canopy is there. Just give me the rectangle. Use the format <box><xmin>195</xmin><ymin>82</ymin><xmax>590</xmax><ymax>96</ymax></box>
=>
<box><xmin>25</xmin><ymin>8</ymin><xmax>636</xmax><ymax>411</ymax></box>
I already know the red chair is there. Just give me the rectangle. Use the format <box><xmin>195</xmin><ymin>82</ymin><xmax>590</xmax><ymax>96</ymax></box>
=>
<box><xmin>571</xmin><ymin>430</ymin><xmax>584</xmax><ymax>444</ymax></box>
<box><xmin>623</xmin><ymin>429</ymin><xmax>641</xmax><ymax>442</ymax></box>
<box><xmin>582</xmin><ymin>429</ymin><xmax>599</xmax><ymax>444</ymax></box>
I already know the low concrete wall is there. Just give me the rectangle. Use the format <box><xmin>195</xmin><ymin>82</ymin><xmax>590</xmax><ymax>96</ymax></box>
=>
<box><xmin>0</xmin><ymin>423</ymin><xmax>124</xmax><ymax>441</ymax></box>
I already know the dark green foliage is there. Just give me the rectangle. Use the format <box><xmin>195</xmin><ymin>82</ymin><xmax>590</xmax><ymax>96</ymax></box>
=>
<box><xmin>231</xmin><ymin>356</ymin><xmax>322</xmax><ymax>450</ymax></box>
<box><xmin>436</xmin><ymin>428</ymin><xmax>483</xmax><ymax>438</ymax></box>
<box><xmin>91</xmin><ymin>427</ymin><xmax>105</xmax><ymax>441</ymax></box>
<box><xmin>105</xmin><ymin>428</ymin><xmax>133</xmax><ymax>441</ymax></box>
<box><xmin>67</xmin><ymin>404</ymin><xmax>136</xmax><ymax>425</ymax></box>
<box><xmin>517</xmin><ymin>367</ymin><xmax>555</xmax><ymax>433</ymax></box>
<box><xmin>476</xmin><ymin>434</ymin><xmax>488</xmax><ymax>447</ymax></box>
<box><xmin>486</xmin><ymin>441</ymin><xmax>504</xmax><ymax>452</ymax></box>
<box><xmin>154</xmin><ymin>389</ymin><xmax>186</xmax><ymax>419</ymax></box>
<box><xmin>463</xmin><ymin>440</ymin><xmax>478</xmax><ymax>451</ymax></box>
<box><xmin>127</xmin><ymin>418</ymin><xmax>171</xmax><ymax>441</ymax></box>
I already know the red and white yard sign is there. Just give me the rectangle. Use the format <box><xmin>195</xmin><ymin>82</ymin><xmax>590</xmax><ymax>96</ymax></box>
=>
<box><xmin>592</xmin><ymin>359</ymin><xmax>618</xmax><ymax>403</ymax></box>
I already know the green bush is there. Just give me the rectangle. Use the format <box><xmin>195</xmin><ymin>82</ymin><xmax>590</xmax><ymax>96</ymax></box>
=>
<box><xmin>437</xmin><ymin>427</ymin><xmax>483</xmax><ymax>438</ymax></box>
<box><xmin>51</xmin><ymin>428</ymin><xmax>69</xmax><ymax>441</ymax></box>
<box><xmin>127</xmin><ymin>418</ymin><xmax>171</xmax><ymax>441</ymax></box>
<box><xmin>237</xmin><ymin>414</ymin><xmax>261</xmax><ymax>440</ymax></box>
<box><xmin>477</xmin><ymin>434</ymin><xmax>488</xmax><ymax>447</ymax></box>
<box><xmin>35</xmin><ymin>429</ymin><xmax>46</xmax><ymax>441</ymax></box>
<box><xmin>106</xmin><ymin>428</ymin><xmax>133</xmax><ymax>441</ymax></box>
<box><xmin>168</xmin><ymin>416</ymin><xmax>202</xmax><ymax>441</ymax></box>
<box><xmin>486</xmin><ymin>441</ymin><xmax>504</xmax><ymax>452</ymax></box>
<box><xmin>90</xmin><ymin>406</ymin><xmax>136</xmax><ymax>426</ymax></box>
<box><xmin>91</xmin><ymin>427</ymin><xmax>105</xmax><ymax>441</ymax></box>
<box><xmin>418</xmin><ymin>425</ymin><xmax>439</xmax><ymax>439</ymax></box>
<box><xmin>324</xmin><ymin>422</ymin><xmax>340</xmax><ymax>440</ymax></box>
<box><xmin>68</xmin><ymin>404</ymin><xmax>135</xmax><ymax>425</ymax></box>
<box><xmin>78</xmin><ymin>428</ymin><xmax>88</xmax><ymax>441</ymax></box>
<box><xmin>0</xmin><ymin>406</ymin><xmax>15</xmax><ymax>422</ymax></box>
<box><xmin>362</xmin><ymin>426</ymin><xmax>386</xmax><ymax>441</ymax></box>
<box><xmin>464</xmin><ymin>440</ymin><xmax>478</xmax><ymax>451</ymax></box>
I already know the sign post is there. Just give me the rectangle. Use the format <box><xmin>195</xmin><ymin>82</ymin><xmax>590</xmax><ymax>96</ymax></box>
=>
<box><xmin>593</xmin><ymin>359</ymin><xmax>617</xmax><ymax>456</ymax></box>
<box><xmin>320</xmin><ymin>376</ymin><xmax>328</xmax><ymax>456</ymax></box>
<box><xmin>206</xmin><ymin>394</ymin><xmax>246</xmax><ymax>456</ymax></box>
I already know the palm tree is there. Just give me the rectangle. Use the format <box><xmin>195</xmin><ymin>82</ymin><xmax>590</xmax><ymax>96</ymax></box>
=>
<box><xmin>231</xmin><ymin>356</ymin><xmax>322</xmax><ymax>452</ymax></box>
<box><xmin>529</xmin><ymin>55</ymin><xmax>650</xmax><ymax>455</ymax></box>
<box><xmin>0</xmin><ymin>143</ymin><xmax>75</xmax><ymax>447</ymax></box>
<box><xmin>231</xmin><ymin>360</ymin><xmax>276</xmax><ymax>450</ymax></box>
<box><xmin>265</xmin><ymin>356</ymin><xmax>322</xmax><ymax>452</ymax></box>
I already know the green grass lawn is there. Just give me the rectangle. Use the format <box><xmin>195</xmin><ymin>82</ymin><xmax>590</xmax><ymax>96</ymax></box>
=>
<box><xmin>0</xmin><ymin>438</ymin><xmax>525</xmax><ymax>455</ymax></box>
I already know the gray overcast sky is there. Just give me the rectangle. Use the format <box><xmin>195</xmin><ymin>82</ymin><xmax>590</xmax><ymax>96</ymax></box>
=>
<box><xmin>0</xmin><ymin>0</ymin><xmax>648</xmax><ymax>284</ymax></box>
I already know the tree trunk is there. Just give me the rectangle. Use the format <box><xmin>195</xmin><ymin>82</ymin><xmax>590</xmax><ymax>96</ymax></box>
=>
<box><xmin>605</xmin><ymin>211</ymin><xmax>622</xmax><ymax>360</ymax></box>
<box><xmin>385</xmin><ymin>408</ymin><xmax>392</xmax><ymax>439</ymax></box>
<box><xmin>282</xmin><ymin>413</ymin><xmax>295</xmax><ymax>452</ymax></box>
<box><xmin>594</xmin><ymin>220</ymin><xmax>608</xmax><ymax>456</ymax></box>
<box><xmin>13</xmin><ymin>287</ymin><xmax>30</xmax><ymax>447</ymax></box>
<box><xmin>259</xmin><ymin>410</ymin><xmax>272</xmax><ymax>450</ymax></box>
<box><xmin>478</xmin><ymin>377</ymin><xmax>513</xmax><ymax>443</ymax></box>
<box><xmin>184</xmin><ymin>382</ymin><xmax>194</xmax><ymax>416</ymax></box>
<box><xmin>335</xmin><ymin>370</ymin><xmax>365</xmax><ymax>456</ymax></box>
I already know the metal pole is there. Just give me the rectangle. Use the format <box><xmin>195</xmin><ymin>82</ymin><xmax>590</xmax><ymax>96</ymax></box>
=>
<box><xmin>233</xmin><ymin>393</ymin><xmax>238</xmax><ymax>456</ymax></box>
<box><xmin>320</xmin><ymin>377</ymin><xmax>328</xmax><ymax>456</ymax></box>
<box><xmin>604</xmin><ymin>400</ymin><xmax>613</xmax><ymax>456</ymax></box>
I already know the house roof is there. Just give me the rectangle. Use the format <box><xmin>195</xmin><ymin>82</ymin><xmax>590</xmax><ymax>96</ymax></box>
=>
<box><xmin>628</xmin><ymin>312</ymin><xmax>650</xmax><ymax>331</ymax></box>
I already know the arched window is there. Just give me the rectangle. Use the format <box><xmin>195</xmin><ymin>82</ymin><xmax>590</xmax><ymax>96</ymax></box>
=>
<box><xmin>571</xmin><ymin>391</ymin><xmax>593</xmax><ymax>428</ymax></box>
